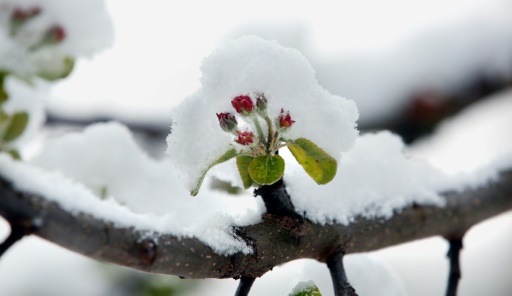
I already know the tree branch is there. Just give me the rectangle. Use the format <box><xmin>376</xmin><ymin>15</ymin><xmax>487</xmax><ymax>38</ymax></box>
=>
<box><xmin>0</xmin><ymin>170</ymin><xmax>511</xmax><ymax>280</ymax></box>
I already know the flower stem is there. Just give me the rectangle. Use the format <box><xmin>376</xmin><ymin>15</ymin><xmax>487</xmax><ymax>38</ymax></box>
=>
<box><xmin>264</xmin><ymin>116</ymin><xmax>275</xmax><ymax>153</ymax></box>
<box><xmin>251</xmin><ymin>115</ymin><xmax>267</xmax><ymax>147</ymax></box>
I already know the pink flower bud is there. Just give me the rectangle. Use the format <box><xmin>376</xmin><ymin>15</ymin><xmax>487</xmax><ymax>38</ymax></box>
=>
<box><xmin>216</xmin><ymin>112</ymin><xmax>237</xmax><ymax>132</ymax></box>
<box><xmin>278</xmin><ymin>108</ymin><xmax>295</xmax><ymax>129</ymax></box>
<box><xmin>235</xmin><ymin>130</ymin><xmax>254</xmax><ymax>146</ymax></box>
<box><xmin>231</xmin><ymin>95</ymin><xmax>254</xmax><ymax>114</ymax></box>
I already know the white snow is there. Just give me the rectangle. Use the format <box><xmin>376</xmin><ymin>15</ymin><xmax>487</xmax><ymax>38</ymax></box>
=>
<box><xmin>0</xmin><ymin>0</ymin><xmax>113</xmax><ymax>77</ymax></box>
<box><xmin>1</xmin><ymin>122</ymin><xmax>263</xmax><ymax>255</ymax></box>
<box><xmin>285</xmin><ymin>130</ymin><xmax>502</xmax><ymax>225</ymax></box>
<box><xmin>166</xmin><ymin>36</ymin><xmax>358</xmax><ymax>192</ymax></box>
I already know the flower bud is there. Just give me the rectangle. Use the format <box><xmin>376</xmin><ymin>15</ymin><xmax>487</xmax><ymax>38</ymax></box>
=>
<box><xmin>235</xmin><ymin>130</ymin><xmax>254</xmax><ymax>146</ymax></box>
<box><xmin>44</xmin><ymin>25</ymin><xmax>66</xmax><ymax>44</ymax></box>
<box><xmin>278</xmin><ymin>108</ymin><xmax>295</xmax><ymax>129</ymax></box>
<box><xmin>231</xmin><ymin>95</ymin><xmax>254</xmax><ymax>114</ymax></box>
<box><xmin>255</xmin><ymin>93</ymin><xmax>268</xmax><ymax>117</ymax></box>
<box><xmin>216</xmin><ymin>112</ymin><xmax>237</xmax><ymax>133</ymax></box>
<box><xmin>11</xmin><ymin>7</ymin><xmax>41</xmax><ymax>22</ymax></box>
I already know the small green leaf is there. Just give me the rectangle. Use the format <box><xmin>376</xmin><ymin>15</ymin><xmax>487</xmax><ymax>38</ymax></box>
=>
<box><xmin>0</xmin><ymin>109</ymin><xmax>7</xmax><ymax>124</ymax></box>
<box><xmin>289</xmin><ymin>281</ymin><xmax>322</xmax><ymax>296</ymax></box>
<box><xmin>236</xmin><ymin>155</ymin><xmax>254</xmax><ymax>189</ymax></box>
<box><xmin>248</xmin><ymin>155</ymin><xmax>285</xmax><ymax>185</ymax></box>
<box><xmin>191</xmin><ymin>148</ymin><xmax>238</xmax><ymax>196</ymax></box>
<box><xmin>3</xmin><ymin>112</ymin><xmax>29</xmax><ymax>142</ymax></box>
<box><xmin>288</xmin><ymin>138</ymin><xmax>337</xmax><ymax>185</ymax></box>
<box><xmin>6</xmin><ymin>149</ymin><xmax>21</xmax><ymax>160</ymax></box>
<box><xmin>0</xmin><ymin>74</ymin><xmax>7</xmax><ymax>105</ymax></box>
<box><xmin>37</xmin><ymin>56</ymin><xmax>75</xmax><ymax>81</ymax></box>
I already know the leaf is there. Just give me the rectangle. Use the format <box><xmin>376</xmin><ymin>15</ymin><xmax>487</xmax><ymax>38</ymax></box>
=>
<box><xmin>248</xmin><ymin>155</ymin><xmax>285</xmax><ymax>185</ymax></box>
<box><xmin>236</xmin><ymin>155</ymin><xmax>254</xmax><ymax>189</ymax></box>
<box><xmin>0</xmin><ymin>109</ymin><xmax>7</xmax><ymax>124</ymax></box>
<box><xmin>190</xmin><ymin>148</ymin><xmax>238</xmax><ymax>196</ymax></box>
<box><xmin>3</xmin><ymin>112</ymin><xmax>29</xmax><ymax>142</ymax></box>
<box><xmin>288</xmin><ymin>138</ymin><xmax>337</xmax><ymax>185</ymax></box>
<box><xmin>6</xmin><ymin>149</ymin><xmax>21</xmax><ymax>160</ymax></box>
<box><xmin>37</xmin><ymin>57</ymin><xmax>75</xmax><ymax>81</ymax></box>
<box><xmin>289</xmin><ymin>281</ymin><xmax>322</xmax><ymax>296</ymax></box>
<box><xmin>0</xmin><ymin>85</ymin><xmax>7</xmax><ymax>105</ymax></box>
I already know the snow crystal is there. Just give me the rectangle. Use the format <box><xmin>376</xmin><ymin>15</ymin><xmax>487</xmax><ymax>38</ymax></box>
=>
<box><xmin>1</xmin><ymin>122</ymin><xmax>262</xmax><ymax>255</ymax></box>
<box><xmin>0</xmin><ymin>0</ymin><xmax>113</xmax><ymax>76</ymax></box>
<box><xmin>286</xmin><ymin>131</ymin><xmax>500</xmax><ymax>225</ymax></box>
<box><xmin>166</xmin><ymin>36</ymin><xmax>358</xmax><ymax>192</ymax></box>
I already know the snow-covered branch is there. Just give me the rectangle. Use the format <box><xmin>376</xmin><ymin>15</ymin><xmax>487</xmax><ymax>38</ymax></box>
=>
<box><xmin>1</xmin><ymin>170</ymin><xmax>511</xmax><ymax>279</ymax></box>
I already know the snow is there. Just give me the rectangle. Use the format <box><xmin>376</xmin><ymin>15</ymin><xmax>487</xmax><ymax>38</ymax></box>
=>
<box><xmin>45</xmin><ymin>0</ymin><xmax>512</xmax><ymax>126</ymax></box>
<box><xmin>1</xmin><ymin>122</ymin><xmax>263</xmax><ymax>255</ymax></box>
<box><xmin>285</xmin><ymin>130</ymin><xmax>502</xmax><ymax>225</ymax></box>
<box><xmin>0</xmin><ymin>0</ymin><xmax>113</xmax><ymax>77</ymax></box>
<box><xmin>166</xmin><ymin>36</ymin><xmax>358</xmax><ymax>192</ymax></box>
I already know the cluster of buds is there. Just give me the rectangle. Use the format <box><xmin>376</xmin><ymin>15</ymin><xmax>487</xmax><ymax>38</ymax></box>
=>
<box><xmin>8</xmin><ymin>6</ymin><xmax>66</xmax><ymax>49</ymax></box>
<box><xmin>216</xmin><ymin>93</ymin><xmax>295</xmax><ymax>156</ymax></box>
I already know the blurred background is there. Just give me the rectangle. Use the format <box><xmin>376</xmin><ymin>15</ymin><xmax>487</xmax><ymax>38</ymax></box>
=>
<box><xmin>2</xmin><ymin>0</ymin><xmax>512</xmax><ymax>295</ymax></box>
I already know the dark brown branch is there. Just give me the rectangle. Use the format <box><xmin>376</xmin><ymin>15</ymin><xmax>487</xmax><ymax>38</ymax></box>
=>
<box><xmin>445</xmin><ymin>237</ymin><xmax>464</xmax><ymax>296</ymax></box>
<box><xmin>326</xmin><ymin>248</ymin><xmax>357</xmax><ymax>296</ymax></box>
<box><xmin>0</xmin><ymin>170</ymin><xmax>511</xmax><ymax>280</ymax></box>
<box><xmin>235</xmin><ymin>276</ymin><xmax>256</xmax><ymax>296</ymax></box>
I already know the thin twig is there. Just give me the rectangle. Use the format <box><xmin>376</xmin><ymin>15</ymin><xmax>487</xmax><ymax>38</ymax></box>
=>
<box><xmin>234</xmin><ymin>276</ymin><xmax>256</xmax><ymax>296</ymax></box>
<box><xmin>326</xmin><ymin>248</ymin><xmax>358</xmax><ymax>296</ymax></box>
<box><xmin>445</xmin><ymin>237</ymin><xmax>464</xmax><ymax>296</ymax></box>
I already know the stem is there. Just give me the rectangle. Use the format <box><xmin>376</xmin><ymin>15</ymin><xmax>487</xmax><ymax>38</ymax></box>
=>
<box><xmin>445</xmin><ymin>237</ymin><xmax>464</xmax><ymax>296</ymax></box>
<box><xmin>264</xmin><ymin>116</ymin><xmax>274</xmax><ymax>152</ymax></box>
<box><xmin>234</xmin><ymin>276</ymin><xmax>256</xmax><ymax>296</ymax></box>
<box><xmin>326</xmin><ymin>248</ymin><xmax>358</xmax><ymax>296</ymax></box>
<box><xmin>251</xmin><ymin>116</ymin><xmax>267</xmax><ymax>147</ymax></box>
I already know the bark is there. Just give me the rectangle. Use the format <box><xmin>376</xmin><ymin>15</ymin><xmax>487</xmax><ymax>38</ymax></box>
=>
<box><xmin>0</xmin><ymin>170</ymin><xmax>511</xmax><ymax>279</ymax></box>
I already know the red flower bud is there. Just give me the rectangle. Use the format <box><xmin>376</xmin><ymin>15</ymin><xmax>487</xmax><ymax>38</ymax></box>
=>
<box><xmin>46</xmin><ymin>25</ymin><xmax>66</xmax><ymax>43</ymax></box>
<box><xmin>12</xmin><ymin>7</ymin><xmax>41</xmax><ymax>21</ymax></box>
<box><xmin>231</xmin><ymin>95</ymin><xmax>254</xmax><ymax>114</ymax></box>
<box><xmin>235</xmin><ymin>130</ymin><xmax>254</xmax><ymax>146</ymax></box>
<box><xmin>278</xmin><ymin>108</ymin><xmax>295</xmax><ymax>129</ymax></box>
<box><xmin>216</xmin><ymin>112</ymin><xmax>237</xmax><ymax>133</ymax></box>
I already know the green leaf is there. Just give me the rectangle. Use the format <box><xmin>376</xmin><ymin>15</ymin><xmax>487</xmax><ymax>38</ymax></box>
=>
<box><xmin>289</xmin><ymin>281</ymin><xmax>322</xmax><ymax>296</ymax></box>
<box><xmin>6</xmin><ymin>149</ymin><xmax>21</xmax><ymax>160</ymax></box>
<box><xmin>191</xmin><ymin>148</ymin><xmax>238</xmax><ymax>196</ymax></box>
<box><xmin>248</xmin><ymin>155</ymin><xmax>285</xmax><ymax>185</ymax></box>
<box><xmin>0</xmin><ymin>73</ymin><xmax>7</xmax><ymax>105</ymax></box>
<box><xmin>288</xmin><ymin>138</ymin><xmax>337</xmax><ymax>185</ymax></box>
<box><xmin>37</xmin><ymin>56</ymin><xmax>75</xmax><ymax>81</ymax></box>
<box><xmin>236</xmin><ymin>155</ymin><xmax>254</xmax><ymax>189</ymax></box>
<box><xmin>0</xmin><ymin>109</ymin><xmax>7</xmax><ymax>124</ymax></box>
<box><xmin>3</xmin><ymin>112</ymin><xmax>29</xmax><ymax>142</ymax></box>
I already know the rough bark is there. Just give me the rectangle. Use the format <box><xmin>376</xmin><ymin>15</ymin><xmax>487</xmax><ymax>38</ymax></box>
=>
<box><xmin>0</xmin><ymin>170</ymin><xmax>511</xmax><ymax>280</ymax></box>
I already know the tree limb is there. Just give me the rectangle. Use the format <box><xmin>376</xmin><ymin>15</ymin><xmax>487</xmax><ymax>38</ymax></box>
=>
<box><xmin>0</xmin><ymin>170</ymin><xmax>511</xmax><ymax>280</ymax></box>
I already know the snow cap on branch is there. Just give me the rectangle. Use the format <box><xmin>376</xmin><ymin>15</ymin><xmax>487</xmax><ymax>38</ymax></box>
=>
<box><xmin>166</xmin><ymin>36</ymin><xmax>359</xmax><ymax>192</ymax></box>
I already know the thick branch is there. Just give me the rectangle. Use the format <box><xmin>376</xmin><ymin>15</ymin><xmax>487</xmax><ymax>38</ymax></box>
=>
<box><xmin>0</xmin><ymin>170</ymin><xmax>511</xmax><ymax>279</ymax></box>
